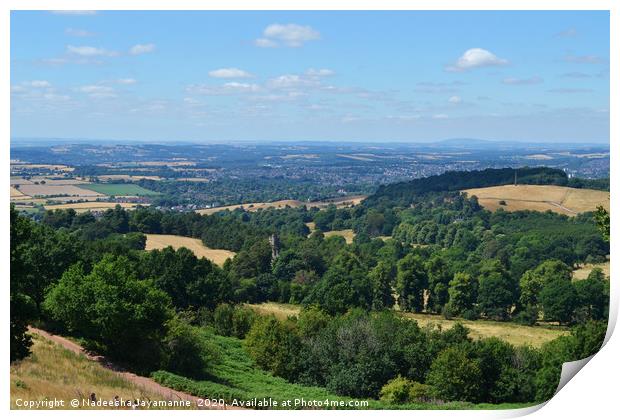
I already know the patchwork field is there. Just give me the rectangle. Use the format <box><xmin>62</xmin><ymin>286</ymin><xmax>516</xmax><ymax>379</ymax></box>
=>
<box><xmin>10</xmin><ymin>187</ymin><xmax>28</xmax><ymax>198</ymax></box>
<box><xmin>572</xmin><ymin>260</ymin><xmax>610</xmax><ymax>281</ymax></box>
<box><xmin>247</xmin><ymin>303</ymin><xmax>567</xmax><ymax>348</ymax></box>
<box><xmin>10</xmin><ymin>334</ymin><xmax>166</xmax><ymax>409</ymax></box>
<box><xmin>96</xmin><ymin>175</ymin><xmax>163</xmax><ymax>182</ymax></box>
<box><xmin>81</xmin><ymin>184</ymin><xmax>159</xmax><ymax>196</ymax></box>
<box><xmin>145</xmin><ymin>234</ymin><xmax>236</xmax><ymax>266</ymax></box>
<box><xmin>462</xmin><ymin>185</ymin><xmax>609</xmax><ymax>216</ymax></box>
<box><xmin>44</xmin><ymin>202</ymin><xmax>142</xmax><ymax>212</ymax></box>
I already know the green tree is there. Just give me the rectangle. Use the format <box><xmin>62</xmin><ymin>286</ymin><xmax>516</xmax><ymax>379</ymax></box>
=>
<box><xmin>539</xmin><ymin>277</ymin><xmax>578</xmax><ymax>324</ymax></box>
<box><xmin>426</xmin><ymin>345</ymin><xmax>483</xmax><ymax>402</ymax></box>
<box><xmin>574</xmin><ymin>268</ymin><xmax>609</xmax><ymax>321</ymax></box>
<box><xmin>519</xmin><ymin>260</ymin><xmax>572</xmax><ymax>307</ymax></box>
<box><xmin>369</xmin><ymin>260</ymin><xmax>395</xmax><ymax>310</ymax></box>
<box><xmin>44</xmin><ymin>255</ymin><xmax>173</xmax><ymax>372</ymax></box>
<box><xmin>396</xmin><ymin>253</ymin><xmax>428</xmax><ymax>312</ymax></box>
<box><xmin>446</xmin><ymin>272</ymin><xmax>477</xmax><ymax>316</ymax></box>
<box><xmin>477</xmin><ymin>260</ymin><xmax>515</xmax><ymax>320</ymax></box>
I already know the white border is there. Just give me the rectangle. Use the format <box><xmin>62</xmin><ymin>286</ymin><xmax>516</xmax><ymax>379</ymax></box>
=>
<box><xmin>3</xmin><ymin>1</ymin><xmax>616</xmax><ymax>420</ymax></box>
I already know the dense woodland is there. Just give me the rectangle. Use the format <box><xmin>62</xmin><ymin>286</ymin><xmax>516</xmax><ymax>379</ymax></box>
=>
<box><xmin>10</xmin><ymin>167</ymin><xmax>610</xmax><ymax>406</ymax></box>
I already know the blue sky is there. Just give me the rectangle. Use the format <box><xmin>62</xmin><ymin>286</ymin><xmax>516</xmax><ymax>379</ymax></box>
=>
<box><xmin>10</xmin><ymin>10</ymin><xmax>609</xmax><ymax>143</ymax></box>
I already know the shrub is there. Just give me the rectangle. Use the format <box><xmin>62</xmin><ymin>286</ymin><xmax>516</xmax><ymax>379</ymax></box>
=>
<box><xmin>379</xmin><ymin>375</ymin><xmax>414</xmax><ymax>404</ymax></box>
<box><xmin>426</xmin><ymin>346</ymin><xmax>483</xmax><ymax>402</ymax></box>
<box><xmin>162</xmin><ymin>317</ymin><xmax>218</xmax><ymax>377</ymax></box>
<box><xmin>212</xmin><ymin>303</ymin><xmax>256</xmax><ymax>338</ymax></box>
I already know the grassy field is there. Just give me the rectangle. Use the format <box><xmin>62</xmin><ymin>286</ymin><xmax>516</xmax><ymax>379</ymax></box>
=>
<box><xmin>10</xmin><ymin>186</ymin><xmax>28</xmax><ymax>198</ymax></box>
<box><xmin>246</xmin><ymin>303</ymin><xmax>567</xmax><ymax>348</ymax></box>
<box><xmin>145</xmin><ymin>234</ymin><xmax>236</xmax><ymax>266</ymax></box>
<box><xmin>97</xmin><ymin>175</ymin><xmax>163</xmax><ymax>182</ymax></box>
<box><xmin>572</xmin><ymin>260</ymin><xmax>610</xmax><ymax>281</ymax></box>
<box><xmin>323</xmin><ymin>229</ymin><xmax>356</xmax><ymax>244</ymax></box>
<box><xmin>16</xmin><ymin>184</ymin><xmax>104</xmax><ymax>198</ymax></box>
<box><xmin>462</xmin><ymin>185</ymin><xmax>609</xmax><ymax>216</ymax></box>
<box><xmin>81</xmin><ymin>184</ymin><xmax>159</xmax><ymax>196</ymax></box>
<box><xmin>10</xmin><ymin>334</ymin><xmax>166</xmax><ymax>409</ymax></box>
<box><xmin>197</xmin><ymin>196</ymin><xmax>367</xmax><ymax>215</ymax></box>
<box><xmin>44</xmin><ymin>202</ymin><xmax>142</xmax><ymax>212</ymax></box>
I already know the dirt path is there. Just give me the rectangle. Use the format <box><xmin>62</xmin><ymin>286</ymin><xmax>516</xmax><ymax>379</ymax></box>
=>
<box><xmin>28</xmin><ymin>327</ymin><xmax>240</xmax><ymax>410</ymax></box>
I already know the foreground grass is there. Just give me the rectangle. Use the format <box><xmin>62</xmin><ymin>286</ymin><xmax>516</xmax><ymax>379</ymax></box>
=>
<box><xmin>152</xmin><ymin>330</ymin><xmax>533</xmax><ymax>410</ymax></box>
<box><xmin>246</xmin><ymin>302</ymin><xmax>568</xmax><ymax>348</ymax></box>
<box><xmin>10</xmin><ymin>334</ymin><xmax>167</xmax><ymax>409</ymax></box>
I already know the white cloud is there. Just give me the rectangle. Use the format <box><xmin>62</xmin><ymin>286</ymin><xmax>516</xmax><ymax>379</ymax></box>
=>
<box><xmin>67</xmin><ymin>45</ymin><xmax>116</xmax><ymax>57</ymax></box>
<box><xmin>267</xmin><ymin>74</ymin><xmax>318</xmax><ymax>89</ymax></box>
<box><xmin>129</xmin><ymin>44</ymin><xmax>156</xmax><ymax>55</ymax></box>
<box><xmin>115</xmin><ymin>78</ymin><xmax>137</xmax><ymax>85</ymax></box>
<box><xmin>187</xmin><ymin>82</ymin><xmax>261</xmax><ymax>95</ymax></box>
<box><xmin>256</xmin><ymin>23</ymin><xmax>320</xmax><ymax>48</ymax></box>
<box><xmin>556</xmin><ymin>28</ymin><xmax>578</xmax><ymax>38</ymax></box>
<box><xmin>28</xmin><ymin>80</ymin><xmax>52</xmax><ymax>88</ymax></box>
<box><xmin>65</xmin><ymin>28</ymin><xmax>95</xmax><ymax>37</ymax></box>
<box><xmin>432</xmin><ymin>114</ymin><xmax>449</xmax><ymax>119</ymax></box>
<box><xmin>306</xmin><ymin>68</ymin><xmax>334</xmax><ymax>77</ymax></box>
<box><xmin>51</xmin><ymin>10</ymin><xmax>97</xmax><ymax>15</ymax></box>
<box><xmin>254</xmin><ymin>38</ymin><xmax>278</xmax><ymax>48</ymax></box>
<box><xmin>208</xmin><ymin>68</ymin><xmax>253</xmax><ymax>78</ymax></box>
<box><xmin>448</xmin><ymin>95</ymin><xmax>462</xmax><ymax>104</ymax></box>
<box><xmin>563</xmin><ymin>54</ymin><xmax>605</xmax><ymax>64</ymax></box>
<box><xmin>502</xmin><ymin>76</ymin><xmax>543</xmax><ymax>85</ymax></box>
<box><xmin>446</xmin><ymin>48</ymin><xmax>508</xmax><ymax>72</ymax></box>
<box><xmin>77</xmin><ymin>85</ymin><xmax>116</xmax><ymax>98</ymax></box>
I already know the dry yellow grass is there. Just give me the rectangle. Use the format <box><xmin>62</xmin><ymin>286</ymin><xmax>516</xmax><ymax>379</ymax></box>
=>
<box><xmin>145</xmin><ymin>234</ymin><xmax>235</xmax><ymax>266</ymax></box>
<box><xmin>10</xmin><ymin>177</ymin><xmax>34</xmax><ymax>185</ymax></box>
<box><xmin>572</xmin><ymin>261</ymin><xmax>610</xmax><ymax>281</ymax></box>
<box><xmin>248</xmin><ymin>303</ymin><xmax>567</xmax><ymax>348</ymax></box>
<box><xmin>10</xmin><ymin>187</ymin><xmax>28</xmax><ymax>198</ymax></box>
<box><xmin>97</xmin><ymin>175</ymin><xmax>162</xmax><ymax>181</ymax></box>
<box><xmin>10</xmin><ymin>334</ymin><xmax>166</xmax><ymax>410</ymax></box>
<box><xmin>463</xmin><ymin>185</ymin><xmax>609</xmax><ymax>216</ymax></box>
<box><xmin>18</xmin><ymin>184</ymin><xmax>104</xmax><ymax>198</ymax></box>
<box><xmin>44</xmin><ymin>202</ymin><xmax>140</xmax><ymax>212</ymax></box>
<box><xmin>197</xmin><ymin>196</ymin><xmax>367</xmax><ymax>215</ymax></box>
<box><xmin>323</xmin><ymin>229</ymin><xmax>356</xmax><ymax>244</ymax></box>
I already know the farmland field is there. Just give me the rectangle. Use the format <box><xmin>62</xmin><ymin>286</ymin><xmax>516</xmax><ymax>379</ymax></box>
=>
<box><xmin>10</xmin><ymin>187</ymin><xmax>28</xmax><ymax>198</ymax></box>
<box><xmin>462</xmin><ymin>185</ymin><xmax>609</xmax><ymax>216</ymax></box>
<box><xmin>247</xmin><ymin>302</ymin><xmax>567</xmax><ymax>348</ymax></box>
<box><xmin>324</xmin><ymin>229</ymin><xmax>356</xmax><ymax>244</ymax></box>
<box><xmin>145</xmin><ymin>234</ymin><xmax>236</xmax><ymax>266</ymax></box>
<box><xmin>572</xmin><ymin>260</ymin><xmax>610</xmax><ymax>281</ymax></box>
<box><xmin>44</xmin><ymin>202</ymin><xmax>142</xmax><ymax>212</ymax></box>
<box><xmin>16</xmin><ymin>184</ymin><xmax>104</xmax><ymax>198</ymax></box>
<box><xmin>81</xmin><ymin>184</ymin><xmax>159</xmax><ymax>196</ymax></box>
<box><xmin>97</xmin><ymin>175</ymin><xmax>163</xmax><ymax>182</ymax></box>
<box><xmin>197</xmin><ymin>195</ymin><xmax>367</xmax><ymax>215</ymax></box>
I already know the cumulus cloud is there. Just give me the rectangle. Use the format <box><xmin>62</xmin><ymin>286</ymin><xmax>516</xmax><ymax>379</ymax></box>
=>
<box><xmin>446</xmin><ymin>48</ymin><xmax>508</xmax><ymax>72</ymax></box>
<box><xmin>432</xmin><ymin>114</ymin><xmax>449</xmax><ymax>119</ymax></box>
<box><xmin>208</xmin><ymin>68</ymin><xmax>253</xmax><ymax>78</ymax></box>
<box><xmin>28</xmin><ymin>80</ymin><xmax>52</xmax><ymax>88</ymax></box>
<box><xmin>65</xmin><ymin>28</ymin><xmax>95</xmax><ymax>37</ymax></box>
<box><xmin>129</xmin><ymin>44</ymin><xmax>156</xmax><ymax>55</ymax></box>
<box><xmin>255</xmin><ymin>23</ymin><xmax>320</xmax><ymax>48</ymax></box>
<box><xmin>502</xmin><ymin>76</ymin><xmax>543</xmax><ymax>85</ymax></box>
<box><xmin>561</xmin><ymin>72</ymin><xmax>592</xmax><ymax>79</ymax></box>
<box><xmin>448</xmin><ymin>95</ymin><xmax>462</xmax><ymax>104</ymax></box>
<box><xmin>67</xmin><ymin>45</ymin><xmax>116</xmax><ymax>57</ymax></box>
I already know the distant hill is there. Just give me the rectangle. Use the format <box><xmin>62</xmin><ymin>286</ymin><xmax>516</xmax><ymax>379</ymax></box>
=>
<box><xmin>365</xmin><ymin>167</ymin><xmax>568</xmax><ymax>206</ymax></box>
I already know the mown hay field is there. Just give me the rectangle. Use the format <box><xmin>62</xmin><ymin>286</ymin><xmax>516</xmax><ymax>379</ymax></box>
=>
<box><xmin>572</xmin><ymin>260</ymin><xmax>610</xmax><ymax>281</ymax></box>
<box><xmin>145</xmin><ymin>234</ymin><xmax>235</xmax><ymax>266</ymax></box>
<box><xmin>324</xmin><ymin>229</ymin><xmax>356</xmax><ymax>244</ymax></box>
<box><xmin>247</xmin><ymin>303</ymin><xmax>567</xmax><ymax>348</ymax></box>
<box><xmin>10</xmin><ymin>334</ymin><xmax>166</xmax><ymax>409</ymax></box>
<box><xmin>463</xmin><ymin>185</ymin><xmax>609</xmax><ymax>216</ymax></box>
<box><xmin>81</xmin><ymin>184</ymin><xmax>159</xmax><ymax>196</ymax></box>
<box><xmin>44</xmin><ymin>202</ymin><xmax>141</xmax><ymax>212</ymax></box>
<box><xmin>17</xmin><ymin>184</ymin><xmax>104</xmax><ymax>198</ymax></box>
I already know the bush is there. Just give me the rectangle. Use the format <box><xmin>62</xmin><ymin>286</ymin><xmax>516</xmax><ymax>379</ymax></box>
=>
<box><xmin>379</xmin><ymin>375</ymin><xmax>414</xmax><ymax>404</ymax></box>
<box><xmin>513</xmin><ymin>305</ymin><xmax>539</xmax><ymax>326</ymax></box>
<box><xmin>426</xmin><ymin>346</ymin><xmax>483</xmax><ymax>402</ymax></box>
<box><xmin>162</xmin><ymin>317</ymin><xmax>218</xmax><ymax>377</ymax></box>
<box><xmin>212</xmin><ymin>303</ymin><xmax>256</xmax><ymax>338</ymax></box>
<box><xmin>462</xmin><ymin>309</ymin><xmax>479</xmax><ymax>321</ymax></box>
<box><xmin>409</xmin><ymin>381</ymin><xmax>434</xmax><ymax>403</ymax></box>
